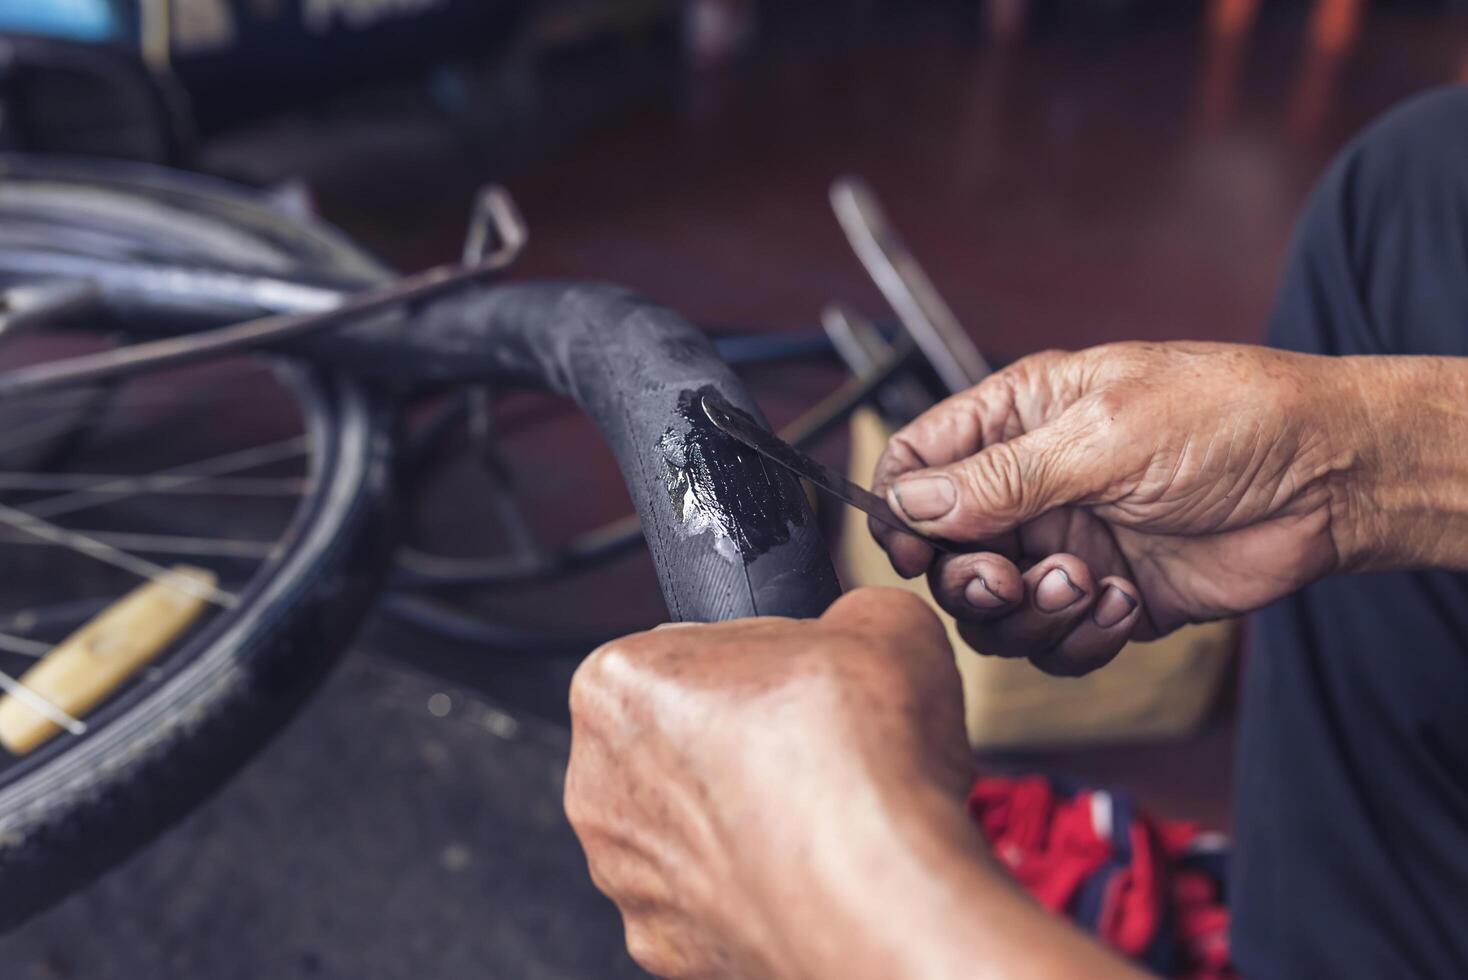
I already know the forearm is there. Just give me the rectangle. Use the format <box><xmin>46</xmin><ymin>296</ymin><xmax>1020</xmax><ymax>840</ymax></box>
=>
<box><xmin>1330</xmin><ymin>355</ymin><xmax>1468</xmax><ymax>571</ymax></box>
<box><xmin>786</xmin><ymin>783</ymin><xmax>1146</xmax><ymax>980</ymax></box>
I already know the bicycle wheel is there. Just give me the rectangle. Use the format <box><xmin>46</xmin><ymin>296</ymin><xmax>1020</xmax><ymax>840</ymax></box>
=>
<box><xmin>0</xmin><ymin>157</ymin><xmax>395</xmax><ymax>930</ymax></box>
<box><xmin>0</xmin><ymin>155</ymin><xmax>847</xmax><ymax>932</ymax></box>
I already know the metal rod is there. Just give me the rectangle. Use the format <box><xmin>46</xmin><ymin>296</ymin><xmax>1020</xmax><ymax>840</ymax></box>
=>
<box><xmin>820</xmin><ymin>303</ymin><xmax>932</xmax><ymax>423</ymax></box>
<box><xmin>0</xmin><ymin>599</ymin><xmax>110</xmax><ymax>636</ymax></box>
<box><xmin>0</xmin><ymin>501</ymin><xmax>239</xmax><ymax>608</ymax></box>
<box><xmin>22</xmin><ymin>436</ymin><xmax>308</xmax><ymax>521</ymax></box>
<box><xmin>0</xmin><ymin>473</ymin><xmax>304</xmax><ymax>495</ymax></box>
<box><xmin>0</xmin><ymin>668</ymin><xmax>87</xmax><ymax>736</ymax></box>
<box><xmin>0</xmin><ymin>528</ymin><xmax>276</xmax><ymax>560</ymax></box>
<box><xmin>0</xmin><ymin>186</ymin><xmax>528</xmax><ymax>400</ymax></box>
<box><xmin>0</xmin><ymin>632</ymin><xmax>48</xmax><ymax>658</ymax></box>
<box><xmin>0</xmin><ymin>279</ymin><xmax>99</xmax><ymax>342</ymax></box>
<box><xmin>468</xmin><ymin>386</ymin><xmax>543</xmax><ymax>564</ymax></box>
<box><xmin>830</xmin><ymin>176</ymin><xmax>992</xmax><ymax>393</ymax></box>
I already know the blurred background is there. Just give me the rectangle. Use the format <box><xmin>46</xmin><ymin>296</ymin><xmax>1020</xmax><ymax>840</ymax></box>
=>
<box><xmin>2</xmin><ymin>0</ymin><xmax>1467</xmax><ymax>976</ymax></box>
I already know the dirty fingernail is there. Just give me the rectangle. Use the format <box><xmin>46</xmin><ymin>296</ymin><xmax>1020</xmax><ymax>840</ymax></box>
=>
<box><xmin>964</xmin><ymin>575</ymin><xmax>1011</xmax><ymax>610</ymax></box>
<box><xmin>891</xmin><ymin>476</ymin><xmax>957</xmax><ymax>521</ymax></box>
<box><xmin>1035</xmin><ymin>567</ymin><xmax>1085</xmax><ymax>612</ymax></box>
<box><xmin>1092</xmin><ymin>586</ymin><xmax>1138</xmax><ymax>628</ymax></box>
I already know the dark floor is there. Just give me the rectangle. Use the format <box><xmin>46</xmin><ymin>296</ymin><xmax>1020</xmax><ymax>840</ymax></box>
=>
<box><xmin>8</xmin><ymin>2</ymin><xmax>1468</xmax><ymax>976</ymax></box>
<box><xmin>3</xmin><ymin>655</ymin><xmax>643</xmax><ymax>980</ymax></box>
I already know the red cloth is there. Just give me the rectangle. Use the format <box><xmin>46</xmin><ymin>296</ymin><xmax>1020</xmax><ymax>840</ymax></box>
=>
<box><xmin>967</xmin><ymin>775</ymin><xmax>1235</xmax><ymax>979</ymax></box>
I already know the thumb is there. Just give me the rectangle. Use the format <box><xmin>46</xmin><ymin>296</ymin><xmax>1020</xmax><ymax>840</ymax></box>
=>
<box><xmin>884</xmin><ymin>414</ymin><xmax>1110</xmax><ymax>541</ymax></box>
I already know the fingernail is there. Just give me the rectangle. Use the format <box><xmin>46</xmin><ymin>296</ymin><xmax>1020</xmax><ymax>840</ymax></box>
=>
<box><xmin>891</xmin><ymin>476</ymin><xmax>957</xmax><ymax>520</ymax></box>
<box><xmin>964</xmin><ymin>575</ymin><xmax>1011</xmax><ymax>610</ymax></box>
<box><xmin>1034</xmin><ymin>568</ymin><xmax>1085</xmax><ymax>612</ymax></box>
<box><xmin>1092</xmin><ymin>586</ymin><xmax>1138</xmax><ymax>628</ymax></box>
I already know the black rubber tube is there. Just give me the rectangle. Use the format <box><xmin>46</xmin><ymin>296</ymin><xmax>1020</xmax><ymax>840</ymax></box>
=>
<box><xmin>316</xmin><ymin>282</ymin><xmax>844</xmax><ymax>622</ymax></box>
<box><xmin>0</xmin><ymin>156</ymin><xmax>842</xmax><ymax>620</ymax></box>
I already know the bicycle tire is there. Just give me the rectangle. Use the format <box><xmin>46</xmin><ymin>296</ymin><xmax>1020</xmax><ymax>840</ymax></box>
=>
<box><xmin>310</xmin><ymin>281</ymin><xmax>845</xmax><ymax>621</ymax></box>
<box><xmin>0</xmin><ymin>158</ymin><xmax>397</xmax><ymax>930</ymax></box>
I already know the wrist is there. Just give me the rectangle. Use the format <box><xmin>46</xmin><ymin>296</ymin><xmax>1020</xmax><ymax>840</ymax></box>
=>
<box><xmin>1323</xmin><ymin>355</ymin><xmax>1468</xmax><ymax>572</ymax></box>
<box><xmin>801</xmin><ymin>781</ymin><xmax>1144</xmax><ymax>980</ymax></box>
<box><xmin>793</xmin><ymin>781</ymin><xmax>1000</xmax><ymax>980</ymax></box>
<box><xmin>789</xmin><ymin>779</ymin><xmax>1121</xmax><ymax>980</ymax></box>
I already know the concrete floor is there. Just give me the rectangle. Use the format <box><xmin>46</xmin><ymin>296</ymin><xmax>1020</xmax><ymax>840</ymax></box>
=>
<box><xmin>1</xmin><ymin>650</ymin><xmax>642</xmax><ymax>980</ymax></box>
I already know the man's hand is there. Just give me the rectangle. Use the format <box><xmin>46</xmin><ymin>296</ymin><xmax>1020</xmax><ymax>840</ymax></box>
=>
<box><xmin>565</xmin><ymin>588</ymin><xmax>1145</xmax><ymax>980</ymax></box>
<box><xmin>872</xmin><ymin>342</ymin><xmax>1358</xmax><ymax>675</ymax></box>
<box><xmin>871</xmin><ymin>340</ymin><xmax>1468</xmax><ymax>676</ymax></box>
<box><xmin>565</xmin><ymin>588</ymin><xmax>970</xmax><ymax>979</ymax></box>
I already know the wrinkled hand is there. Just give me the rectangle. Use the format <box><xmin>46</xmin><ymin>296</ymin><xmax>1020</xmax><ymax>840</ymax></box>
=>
<box><xmin>873</xmin><ymin>341</ymin><xmax>1366</xmax><ymax>676</ymax></box>
<box><xmin>563</xmin><ymin>588</ymin><xmax>981</xmax><ymax>980</ymax></box>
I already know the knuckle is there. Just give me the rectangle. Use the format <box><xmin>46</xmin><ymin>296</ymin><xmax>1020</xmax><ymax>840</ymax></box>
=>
<box><xmin>895</xmin><ymin>592</ymin><xmax>950</xmax><ymax>646</ymax></box>
<box><xmin>562</xmin><ymin>790</ymin><xmax>588</xmax><ymax>832</ymax></box>
<box><xmin>567</xmin><ymin>650</ymin><xmax>611</xmax><ymax>719</ymax></box>
<box><xmin>829</xmin><ymin>588</ymin><xmax>946</xmax><ymax>648</ymax></box>
<box><xmin>577</xmin><ymin>836</ymin><xmax>623</xmax><ymax>900</ymax></box>
<box><xmin>874</xmin><ymin>433</ymin><xmax>926</xmax><ymax>490</ymax></box>
<box><xmin>573</xmin><ymin>635</ymin><xmax>648</xmax><ymax>695</ymax></box>
<box><xmin>561</xmin><ymin>765</ymin><xmax>594</xmax><ymax>831</ymax></box>
<box><xmin>958</xmin><ymin>444</ymin><xmax>1027</xmax><ymax>525</ymax></box>
<box><xmin>828</xmin><ymin>599</ymin><xmax>951</xmax><ymax>681</ymax></box>
<box><xmin>1003</xmin><ymin>348</ymin><xmax>1071</xmax><ymax>393</ymax></box>
<box><xmin>623</xmin><ymin>925</ymin><xmax>687</xmax><ymax>978</ymax></box>
<box><xmin>1011</xmin><ymin>347</ymin><xmax>1065</xmax><ymax>373</ymax></box>
<box><xmin>845</xmin><ymin>584</ymin><xmax>925</xmax><ymax>615</ymax></box>
<box><xmin>1090</xmin><ymin>387</ymin><xmax>1128</xmax><ymax>424</ymax></box>
<box><xmin>567</xmin><ymin>660</ymin><xmax>595</xmax><ymax>716</ymax></box>
<box><xmin>571</xmin><ymin>627</ymin><xmax>709</xmax><ymax>741</ymax></box>
<box><xmin>569</xmin><ymin>636</ymin><xmax>659</xmax><ymax>730</ymax></box>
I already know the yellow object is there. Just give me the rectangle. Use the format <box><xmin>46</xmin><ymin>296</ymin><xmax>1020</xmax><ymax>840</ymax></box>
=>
<box><xmin>0</xmin><ymin>566</ymin><xmax>216</xmax><ymax>756</ymax></box>
<box><xmin>840</xmin><ymin>408</ymin><xmax>1235</xmax><ymax>748</ymax></box>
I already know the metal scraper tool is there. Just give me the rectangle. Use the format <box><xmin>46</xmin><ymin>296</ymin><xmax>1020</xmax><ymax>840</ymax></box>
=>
<box><xmin>700</xmin><ymin>391</ymin><xmax>958</xmax><ymax>554</ymax></box>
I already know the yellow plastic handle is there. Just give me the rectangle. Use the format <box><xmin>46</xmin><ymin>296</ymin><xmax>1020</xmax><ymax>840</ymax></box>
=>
<box><xmin>0</xmin><ymin>566</ymin><xmax>216</xmax><ymax>755</ymax></box>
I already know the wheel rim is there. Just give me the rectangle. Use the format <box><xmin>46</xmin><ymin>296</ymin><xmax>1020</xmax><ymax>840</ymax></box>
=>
<box><xmin>0</xmin><ymin>335</ymin><xmax>329</xmax><ymax>790</ymax></box>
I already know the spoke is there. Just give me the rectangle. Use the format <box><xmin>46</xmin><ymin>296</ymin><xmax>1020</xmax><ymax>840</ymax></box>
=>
<box><xmin>0</xmin><ymin>598</ymin><xmax>110</xmax><ymax>635</ymax></box>
<box><xmin>468</xmin><ymin>387</ymin><xmax>542</xmax><ymax>563</ymax></box>
<box><xmin>0</xmin><ymin>472</ymin><xmax>305</xmax><ymax>495</ymax></box>
<box><xmin>0</xmin><ymin>501</ymin><xmax>239</xmax><ymax>608</ymax></box>
<box><xmin>0</xmin><ymin>669</ymin><xmax>86</xmax><ymax>736</ymax></box>
<box><xmin>0</xmin><ymin>632</ymin><xmax>47</xmax><ymax>658</ymax></box>
<box><xmin>0</xmin><ymin>528</ymin><xmax>275</xmax><ymax>560</ymax></box>
<box><xmin>22</xmin><ymin>435</ymin><xmax>308</xmax><ymax>521</ymax></box>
